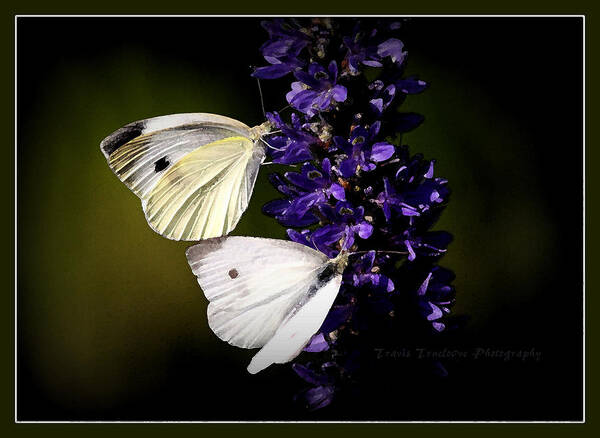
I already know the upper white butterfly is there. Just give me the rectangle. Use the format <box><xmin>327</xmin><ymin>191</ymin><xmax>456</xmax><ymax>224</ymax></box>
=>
<box><xmin>100</xmin><ymin>113</ymin><xmax>273</xmax><ymax>241</ymax></box>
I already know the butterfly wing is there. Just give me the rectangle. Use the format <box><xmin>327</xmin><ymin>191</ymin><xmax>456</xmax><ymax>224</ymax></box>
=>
<box><xmin>143</xmin><ymin>136</ymin><xmax>265</xmax><ymax>240</ymax></box>
<box><xmin>247</xmin><ymin>272</ymin><xmax>343</xmax><ymax>374</ymax></box>
<box><xmin>100</xmin><ymin>113</ymin><xmax>266</xmax><ymax>240</ymax></box>
<box><xmin>186</xmin><ymin>237</ymin><xmax>336</xmax><ymax>356</ymax></box>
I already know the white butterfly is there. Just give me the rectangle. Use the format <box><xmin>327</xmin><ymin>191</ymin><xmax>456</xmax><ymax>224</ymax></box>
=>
<box><xmin>100</xmin><ymin>113</ymin><xmax>273</xmax><ymax>241</ymax></box>
<box><xmin>185</xmin><ymin>236</ymin><xmax>349</xmax><ymax>374</ymax></box>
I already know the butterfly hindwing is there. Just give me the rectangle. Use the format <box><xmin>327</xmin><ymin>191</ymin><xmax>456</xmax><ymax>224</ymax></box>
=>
<box><xmin>143</xmin><ymin>136</ymin><xmax>265</xmax><ymax>240</ymax></box>
<box><xmin>246</xmin><ymin>272</ymin><xmax>343</xmax><ymax>374</ymax></box>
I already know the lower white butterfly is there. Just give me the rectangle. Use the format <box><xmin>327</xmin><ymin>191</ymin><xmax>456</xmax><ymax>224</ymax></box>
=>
<box><xmin>186</xmin><ymin>236</ymin><xmax>349</xmax><ymax>374</ymax></box>
<box><xmin>100</xmin><ymin>113</ymin><xmax>273</xmax><ymax>241</ymax></box>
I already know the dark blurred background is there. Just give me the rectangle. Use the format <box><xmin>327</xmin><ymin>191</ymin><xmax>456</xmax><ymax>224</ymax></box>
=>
<box><xmin>17</xmin><ymin>17</ymin><xmax>583</xmax><ymax>421</ymax></box>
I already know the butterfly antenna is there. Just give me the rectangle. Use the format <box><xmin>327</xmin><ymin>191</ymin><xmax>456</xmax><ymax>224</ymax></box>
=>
<box><xmin>350</xmin><ymin>250</ymin><xmax>409</xmax><ymax>257</ymax></box>
<box><xmin>277</xmin><ymin>104</ymin><xmax>292</xmax><ymax>114</ymax></box>
<box><xmin>263</xmin><ymin>129</ymin><xmax>283</xmax><ymax>136</ymax></box>
<box><xmin>379</xmin><ymin>250</ymin><xmax>409</xmax><ymax>256</ymax></box>
<box><xmin>262</xmin><ymin>161</ymin><xmax>300</xmax><ymax>168</ymax></box>
<box><xmin>256</xmin><ymin>77</ymin><xmax>266</xmax><ymax>118</ymax></box>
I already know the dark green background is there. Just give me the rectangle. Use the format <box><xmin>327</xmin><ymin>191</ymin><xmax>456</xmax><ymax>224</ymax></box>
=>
<box><xmin>17</xmin><ymin>17</ymin><xmax>583</xmax><ymax>420</ymax></box>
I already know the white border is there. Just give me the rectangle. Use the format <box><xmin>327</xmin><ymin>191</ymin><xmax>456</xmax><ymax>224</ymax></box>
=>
<box><xmin>582</xmin><ymin>12</ymin><xmax>586</xmax><ymax>425</ymax></box>
<box><xmin>14</xmin><ymin>14</ymin><xmax>586</xmax><ymax>424</ymax></box>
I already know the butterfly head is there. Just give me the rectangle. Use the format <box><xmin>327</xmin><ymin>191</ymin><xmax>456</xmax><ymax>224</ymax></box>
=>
<box><xmin>331</xmin><ymin>250</ymin><xmax>350</xmax><ymax>274</ymax></box>
<box><xmin>250</xmin><ymin>120</ymin><xmax>274</xmax><ymax>140</ymax></box>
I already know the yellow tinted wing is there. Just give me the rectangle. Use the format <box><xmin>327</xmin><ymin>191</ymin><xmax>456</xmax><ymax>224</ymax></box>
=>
<box><xmin>142</xmin><ymin>136</ymin><xmax>264</xmax><ymax>241</ymax></box>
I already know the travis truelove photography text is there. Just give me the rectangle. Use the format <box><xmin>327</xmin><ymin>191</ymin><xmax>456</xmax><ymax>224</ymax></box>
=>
<box><xmin>374</xmin><ymin>347</ymin><xmax>543</xmax><ymax>362</ymax></box>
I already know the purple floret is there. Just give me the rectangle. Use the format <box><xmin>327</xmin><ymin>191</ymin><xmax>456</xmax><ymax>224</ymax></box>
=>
<box><xmin>286</xmin><ymin>61</ymin><xmax>348</xmax><ymax>117</ymax></box>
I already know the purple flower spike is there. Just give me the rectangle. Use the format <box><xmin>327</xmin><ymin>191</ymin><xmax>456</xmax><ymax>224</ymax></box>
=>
<box><xmin>255</xmin><ymin>18</ymin><xmax>455</xmax><ymax>411</ymax></box>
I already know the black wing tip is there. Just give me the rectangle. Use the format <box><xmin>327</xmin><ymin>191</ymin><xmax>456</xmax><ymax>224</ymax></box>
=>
<box><xmin>185</xmin><ymin>237</ymin><xmax>229</xmax><ymax>261</ymax></box>
<box><xmin>100</xmin><ymin>121</ymin><xmax>146</xmax><ymax>158</ymax></box>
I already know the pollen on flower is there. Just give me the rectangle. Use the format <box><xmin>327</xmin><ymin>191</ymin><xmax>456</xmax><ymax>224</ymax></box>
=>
<box><xmin>352</xmin><ymin>136</ymin><xmax>365</xmax><ymax>145</ymax></box>
<box><xmin>338</xmin><ymin>178</ymin><xmax>351</xmax><ymax>190</ymax></box>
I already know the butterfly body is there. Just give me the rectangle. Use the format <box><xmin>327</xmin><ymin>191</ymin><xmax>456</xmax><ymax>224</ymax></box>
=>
<box><xmin>101</xmin><ymin>113</ymin><xmax>273</xmax><ymax>241</ymax></box>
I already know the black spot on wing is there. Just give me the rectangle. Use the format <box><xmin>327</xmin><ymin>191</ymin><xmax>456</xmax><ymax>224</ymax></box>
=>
<box><xmin>228</xmin><ymin>269</ymin><xmax>239</xmax><ymax>279</ymax></box>
<box><xmin>185</xmin><ymin>237</ymin><xmax>228</xmax><ymax>263</ymax></box>
<box><xmin>154</xmin><ymin>156</ymin><xmax>170</xmax><ymax>172</ymax></box>
<box><xmin>100</xmin><ymin>121</ymin><xmax>145</xmax><ymax>157</ymax></box>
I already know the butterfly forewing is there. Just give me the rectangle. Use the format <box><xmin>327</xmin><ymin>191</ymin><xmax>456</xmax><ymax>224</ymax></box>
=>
<box><xmin>106</xmin><ymin>126</ymin><xmax>238</xmax><ymax>199</ymax></box>
<box><xmin>100</xmin><ymin>113</ymin><xmax>266</xmax><ymax>240</ymax></box>
<box><xmin>101</xmin><ymin>113</ymin><xmax>253</xmax><ymax>199</ymax></box>
<box><xmin>186</xmin><ymin>237</ymin><xmax>331</xmax><ymax>350</ymax></box>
